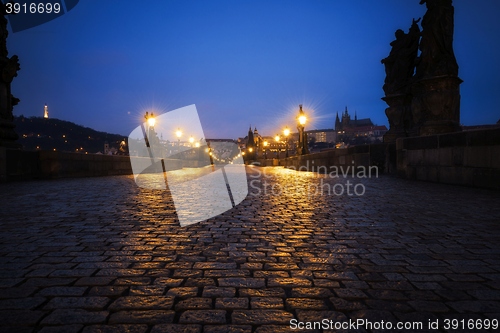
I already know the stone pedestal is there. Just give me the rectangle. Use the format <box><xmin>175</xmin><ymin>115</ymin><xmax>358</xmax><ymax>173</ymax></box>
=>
<box><xmin>382</xmin><ymin>93</ymin><xmax>412</xmax><ymax>143</ymax></box>
<box><xmin>410</xmin><ymin>75</ymin><xmax>462</xmax><ymax>136</ymax></box>
<box><xmin>0</xmin><ymin>119</ymin><xmax>21</xmax><ymax>149</ymax></box>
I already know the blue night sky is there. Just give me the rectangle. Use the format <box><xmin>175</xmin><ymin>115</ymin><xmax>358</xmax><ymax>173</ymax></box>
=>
<box><xmin>7</xmin><ymin>0</ymin><xmax>500</xmax><ymax>139</ymax></box>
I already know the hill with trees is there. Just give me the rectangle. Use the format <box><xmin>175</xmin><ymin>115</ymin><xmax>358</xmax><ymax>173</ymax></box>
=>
<box><xmin>13</xmin><ymin>116</ymin><xmax>127</xmax><ymax>154</ymax></box>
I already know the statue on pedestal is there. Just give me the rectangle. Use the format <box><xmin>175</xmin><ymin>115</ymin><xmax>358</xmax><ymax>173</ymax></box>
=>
<box><xmin>382</xmin><ymin>0</ymin><xmax>462</xmax><ymax>140</ymax></box>
<box><xmin>411</xmin><ymin>0</ymin><xmax>461</xmax><ymax>135</ymax></box>
<box><xmin>0</xmin><ymin>4</ymin><xmax>21</xmax><ymax>147</ymax></box>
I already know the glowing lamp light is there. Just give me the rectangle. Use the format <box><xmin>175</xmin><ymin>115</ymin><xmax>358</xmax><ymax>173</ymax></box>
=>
<box><xmin>147</xmin><ymin>114</ymin><xmax>156</xmax><ymax>127</ymax></box>
<box><xmin>189</xmin><ymin>136</ymin><xmax>194</xmax><ymax>143</ymax></box>
<box><xmin>195</xmin><ymin>142</ymin><xmax>200</xmax><ymax>148</ymax></box>
<box><xmin>283</xmin><ymin>127</ymin><xmax>290</xmax><ymax>137</ymax></box>
<box><xmin>264</xmin><ymin>141</ymin><xmax>268</xmax><ymax>147</ymax></box>
<box><xmin>275</xmin><ymin>135</ymin><xmax>280</xmax><ymax>142</ymax></box>
<box><xmin>249</xmin><ymin>147</ymin><xmax>253</xmax><ymax>152</ymax></box>
<box><xmin>242</xmin><ymin>152</ymin><xmax>245</xmax><ymax>155</ymax></box>
<box><xmin>299</xmin><ymin>115</ymin><xmax>307</xmax><ymax>125</ymax></box>
<box><xmin>176</xmin><ymin>128</ymin><xmax>182</xmax><ymax>138</ymax></box>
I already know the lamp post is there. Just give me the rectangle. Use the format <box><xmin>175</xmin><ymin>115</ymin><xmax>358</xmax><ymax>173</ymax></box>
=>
<box><xmin>283</xmin><ymin>126</ymin><xmax>290</xmax><ymax>158</ymax></box>
<box><xmin>296</xmin><ymin>104</ymin><xmax>308</xmax><ymax>155</ymax></box>
<box><xmin>144</xmin><ymin>112</ymin><xmax>156</xmax><ymax>145</ymax></box>
<box><xmin>263</xmin><ymin>140</ymin><xmax>268</xmax><ymax>159</ymax></box>
<box><xmin>274</xmin><ymin>134</ymin><xmax>280</xmax><ymax>160</ymax></box>
<box><xmin>176</xmin><ymin>128</ymin><xmax>182</xmax><ymax>153</ymax></box>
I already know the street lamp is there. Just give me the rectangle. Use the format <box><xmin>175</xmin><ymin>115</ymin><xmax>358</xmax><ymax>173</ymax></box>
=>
<box><xmin>275</xmin><ymin>134</ymin><xmax>280</xmax><ymax>160</ymax></box>
<box><xmin>176</xmin><ymin>128</ymin><xmax>182</xmax><ymax>150</ymax></box>
<box><xmin>144</xmin><ymin>112</ymin><xmax>156</xmax><ymax>144</ymax></box>
<box><xmin>296</xmin><ymin>104</ymin><xmax>308</xmax><ymax>155</ymax></box>
<box><xmin>189</xmin><ymin>136</ymin><xmax>194</xmax><ymax>147</ymax></box>
<box><xmin>263</xmin><ymin>140</ymin><xmax>268</xmax><ymax>159</ymax></box>
<box><xmin>147</xmin><ymin>113</ymin><xmax>156</xmax><ymax>127</ymax></box>
<box><xmin>283</xmin><ymin>126</ymin><xmax>290</xmax><ymax>158</ymax></box>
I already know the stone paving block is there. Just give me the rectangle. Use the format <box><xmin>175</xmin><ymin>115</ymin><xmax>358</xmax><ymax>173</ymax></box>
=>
<box><xmin>108</xmin><ymin>310</ymin><xmax>175</xmax><ymax>324</ymax></box>
<box><xmin>254</xmin><ymin>325</ymin><xmax>296</xmax><ymax>333</ymax></box>
<box><xmin>97</xmin><ymin>269</ymin><xmax>145</xmax><ymax>277</ymax></box>
<box><xmin>285</xmin><ymin>298</ymin><xmax>328</xmax><ymax>310</ymax></box>
<box><xmin>151</xmin><ymin>324</ymin><xmax>201</xmax><ymax>333</ymax></box>
<box><xmin>0</xmin><ymin>309</ymin><xmax>46</xmax><ymax>326</ymax></box>
<box><xmin>165</xmin><ymin>287</ymin><xmax>199</xmax><ymax>298</ymax></box>
<box><xmin>267</xmin><ymin>277</ymin><xmax>312</xmax><ymax>287</ymax></box>
<box><xmin>215</xmin><ymin>297</ymin><xmax>249</xmax><ymax>309</ymax></box>
<box><xmin>129</xmin><ymin>285</ymin><xmax>165</xmax><ymax>296</ymax></box>
<box><xmin>175</xmin><ymin>297</ymin><xmax>213</xmax><ymax>311</ymax></box>
<box><xmin>44</xmin><ymin>297</ymin><xmax>110</xmax><ymax>310</ymax></box>
<box><xmin>232</xmin><ymin>310</ymin><xmax>294</xmax><ymax>325</ymax></box>
<box><xmin>153</xmin><ymin>277</ymin><xmax>184</xmax><ymax>287</ymax></box>
<box><xmin>329</xmin><ymin>297</ymin><xmax>367</xmax><ymax>311</ymax></box>
<box><xmin>74</xmin><ymin>277</ymin><xmax>116</xmax><ymax>286</ymax></box>
<box><xmin>184</xmin><ymin>278</ymin><xmax>217</xmax><ymax>287</ymax></box>
<box><xmin>39</xmin><ymin>324</ymin><xmax>84</xmax><ymax>333</ymax></box>
<box><xmin>239</xmin><ymin>288</ymin><xmax>286</xmax><ymax>297</ymax></box>
<box><xmin>179</xmin><ymin>310</ymin><xmax>227</xmax><ymax>324</ymax></box>
<box><xmin>204</xmin><ymin>325</ymin><xmax>252</xmax><ymax>333</ymax></box>
<box><xmin>113</xmin><ymin>277</ymin><xmax>151</xmax><ymax>285</ymax></box>
<box><xmin>88</xmin><ymin>286</ymin><xmax>128</xmax><ymax>297</ymax></box>
<box><xmin>193</xmin><ymin>262</ymin><xmax>237</xmax><ymax>269</ymax></box>
<box><xmin>219</xmin><ymin>278</ymin><xmax>265</xmax><ymax>288</ymax></box>
<box><xmin>108</xmin><ymin>296</ymin><xmax>174</xmax><ymax>311</ymax></box>
<box><xmin>82</xmin><ymin>324</ymin><xmax>149</xmax><ymax>333</ymax></box>
<box><xmin>295</xmin><ymin>310</ymin><xmax>348</xmax><ymax>323</ymax></box>
<box><xmin>253</xmin><ymin>271</ymin><xmax>289</xmax><ymax>278</ymax></box>
<box><xmin>291</xmin><ymin>287</ymin><xmax>334</xmax><ymax>298</ymax></box>
<box><xmin>250</xmin><ymin>297</ymin><xmax>284</xmax><ymax>309</ymax></box>
<box><xmin>202</xmin><ymin>286</ymin><xmax>236</xmax><ymax>298</ymax></box>
<box><xmin>0</xmin><ymin>297</ymin><xmax>46</xmax><ymax>310</ymax></box>
<box><xmin>37</xmin><ymin>286</ymin><xmax>88</xmax><ymax>297</ymax></box>
<box><xmin>41</xmin><ymin>309</ymin><xmax>108</xmax><ymax>325</ymax></box>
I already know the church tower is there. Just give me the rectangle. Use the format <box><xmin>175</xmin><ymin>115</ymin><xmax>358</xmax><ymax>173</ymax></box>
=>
<box><xmin>43</xmin><ymin>104</ymin><xmax>49</xmax><ymax>119</ymax></box>
<box><xmin>335</xmin><ymin>112</ymin><xmax>341</xmax><ymax>131</ymax></box>
<box><xmin>342</xmin><ymin>106</ymin><xmax>350</xmax><ymax>128</ymax></box>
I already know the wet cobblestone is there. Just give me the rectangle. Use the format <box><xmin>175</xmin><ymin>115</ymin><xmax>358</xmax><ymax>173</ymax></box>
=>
<box><xmin>0</xmin><ymin>166</ymin><xmax>500</xmax><ymax>332</ymax></box>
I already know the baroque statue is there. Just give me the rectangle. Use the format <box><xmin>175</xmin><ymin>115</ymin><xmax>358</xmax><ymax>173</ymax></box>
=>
<box><xmin>0</xmin><ymin>3</ymin><xmax>21</xmax><ymax>146</ymax></box>
<box><xmin>381</xmin><ymin>18</ymin><xmax>420</xmax><ymax>95</ymax></box>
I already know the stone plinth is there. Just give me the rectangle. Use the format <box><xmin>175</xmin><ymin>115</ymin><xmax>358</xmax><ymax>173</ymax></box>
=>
<box><xmin>382</xmin><ymin>93</ymin><xmax>412</xmax><ymax>143</ymax></box>
<box><xmin>410</xmin><ymin>75</ymin><xmax>462</xmax><ymax>136</ymax></box>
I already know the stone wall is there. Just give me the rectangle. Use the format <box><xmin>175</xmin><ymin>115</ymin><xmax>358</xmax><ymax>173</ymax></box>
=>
<box><xmin>1</xmin><ymin>149</ymin><xmax>134</xmax><ymax>181</ymax></box>
<box><xmin>0</xmin><ymin>149</ymin><xmax>208</xmax><ymax>182</ymax></box>
<box><xmin>396</xmin><ymin>128</ymin><xmax>500</xmax><ymax>189</ymax></box>
<box><xmin>253</xmin><ymin>143</ymin><xmax>395</xmax><ymax>174</ymax></box>
<box><xmin>250</xmin><ymin>128</ymin><xmax>500</xmax><ymax>190</ymax></box>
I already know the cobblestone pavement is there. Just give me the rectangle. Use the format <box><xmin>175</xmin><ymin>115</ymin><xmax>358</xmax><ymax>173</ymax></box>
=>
<box><xmin>1</xmin><ymin>166</ymin><xmax>500</xmax><ymax>333</ymax></box>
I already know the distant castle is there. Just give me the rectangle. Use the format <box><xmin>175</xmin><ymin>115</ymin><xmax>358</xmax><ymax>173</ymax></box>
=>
<box><xmin>335</xmin><ymin>106</ymin><xmax>373</xmax><ymax>132</ymax></box>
